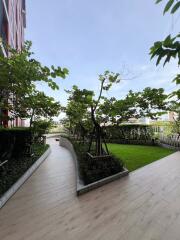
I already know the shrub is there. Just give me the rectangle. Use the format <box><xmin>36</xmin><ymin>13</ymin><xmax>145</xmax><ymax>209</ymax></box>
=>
<box><xmin>71</xmin><ymin>140</ymin><xmax>124</xmax><ymax>185</ymax></box>
<box><xmin>0</xmin><ymin>127</ymin><xmax>49</xmax><ymax>197</ymax></box>
<box><xmin>0</xmin><ymin>143</ymin><xmax>49</xmax><ymax>197</ymax></box>
<box><xmin>0</xmin><ymin>127</ymin><xmax>32</xmax><ymax>160</ymax></box>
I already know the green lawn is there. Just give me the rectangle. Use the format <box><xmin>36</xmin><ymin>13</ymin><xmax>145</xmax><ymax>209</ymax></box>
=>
<box><xmin>107</xmin><ymin>144</ymin><xmax>175</xmax><ymax>172</ymax></box>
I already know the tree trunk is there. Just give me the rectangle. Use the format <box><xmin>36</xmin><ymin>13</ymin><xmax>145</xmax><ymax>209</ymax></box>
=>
<box><xmin>30</xmin><ymin>109</ymin><xmax>35</xmax><ymax>128</ymax></box>
<box><xmin>91</xmin><ymin>106</ymin><xmax>103</xmax><ymax>155</ymax></box>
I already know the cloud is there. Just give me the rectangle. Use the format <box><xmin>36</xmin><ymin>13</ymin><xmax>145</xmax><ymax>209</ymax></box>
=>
<box><xmin>102</xmin><ymin>60</ymin><xmax>179</xmax><ymax>101</ymax></box>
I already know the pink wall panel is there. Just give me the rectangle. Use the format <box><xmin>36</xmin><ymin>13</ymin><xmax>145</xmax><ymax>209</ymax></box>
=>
<box><xmin>5</xmin><ymin>0</ymin><xmax>25</xmax><ymax>50</ymax></box>
<box><xmin>1</xmin><ymin>0</ymin><xmax>26</xmax><ymax>127</ymax></box>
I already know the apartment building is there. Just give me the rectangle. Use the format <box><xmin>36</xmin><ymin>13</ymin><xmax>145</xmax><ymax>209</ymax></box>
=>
<box><xmin>0</xmin><ymin>0</ymin><xmax>26</xmax><ymax>127</ymax></box>
<box><xmin>0</xmin><ymin>0</ymin><xmax>26</xmax><ymax>54</ymax></box>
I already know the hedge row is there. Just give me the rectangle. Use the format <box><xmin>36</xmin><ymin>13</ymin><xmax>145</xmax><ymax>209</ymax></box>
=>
<box><xmin>103</xmin><ymin>125</ymin><xmax>154</xmax><ymax>144</ymax></box>
<box><xmin>0</xmin><ymin>127</ymin><xmax>49</xmax><ymax>197</ymax></box>
<box><xmin>0</xmin><ymin>128</ymin><xmax>32</xmax><ymax>161</ymax></box>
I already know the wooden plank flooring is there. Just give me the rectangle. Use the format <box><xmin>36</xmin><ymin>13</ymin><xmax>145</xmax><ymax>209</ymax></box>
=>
<box><xmin>0</xmin><ymin>139</ymin><xmax>180</xmax><ymax>240</ymax></box>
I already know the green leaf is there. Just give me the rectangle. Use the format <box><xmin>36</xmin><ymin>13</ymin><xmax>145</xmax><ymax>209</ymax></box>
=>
<box><xmin>163</xmin><ymin>0</ymin><xmax>174</xmax><ymax>14</ymax></box>
<box><xmin>171</xmin><ymin>2</ymin><xmax>180</xmax><ymax>14</ymax></box>
<box><xmin>63</xmin><ymin>68</ymin><xmax>69</xmax><ymax>75</ymax></box>
<box><xmin>72</xmin><ymin>85</ymin><xmax>78</xmax><ymax>90</ymax></box>
<box><xmin>156</xmin><ymin>0</ymin><xmax>163</xmax><ymax>3</ymax></box>
<box><xmin>163</xmin><ymin>35</ymin><xmax>172</xmax><ymax>45</ymax></box>
<box><xmin>156</xmin><ymin>54</ymin><xmax>163</xmax><ymax>65</ymax></box>
<box><xmin>173</xmin><ymin>74</ymin><xmax>180</xmax><ymax>84</ymax></box>
<box><xmin>163</xmin><ymin>53</ymin><xmax>171</xmax><ymax>66</ymax></box>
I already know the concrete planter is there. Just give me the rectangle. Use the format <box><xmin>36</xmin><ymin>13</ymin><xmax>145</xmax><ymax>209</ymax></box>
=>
<box><xmin>0</xmin><ymin>147</ymin><xmax>51</xmax><ymax>209</ymax></box>
<box><xmin>59</xmin><ymin>137</ymin><xmax>129</xmax><ymax>195</ymax></box>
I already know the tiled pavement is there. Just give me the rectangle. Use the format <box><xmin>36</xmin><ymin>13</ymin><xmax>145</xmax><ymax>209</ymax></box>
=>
<box><xmin>0</xmin><ymin>138</ymin><xmax>180</xmax><ymax>240</ymax></box>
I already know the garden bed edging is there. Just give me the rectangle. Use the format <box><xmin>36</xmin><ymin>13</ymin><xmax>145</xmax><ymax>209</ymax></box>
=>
<box><xmin>0</xmin><ymin>147</ymin><xmax>51</xmax><ymax>209</ymax></box>
<box><xmin>59</xmin><ymin>137</ymin><xmax>129</xmax><ymax>195</ymax></box>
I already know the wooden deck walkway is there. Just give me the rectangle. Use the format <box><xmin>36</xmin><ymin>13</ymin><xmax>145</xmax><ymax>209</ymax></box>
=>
<box><xmin>0</xmin><ymin>138</ymin><xmax>180</xmax><ymax>240</ymax></box>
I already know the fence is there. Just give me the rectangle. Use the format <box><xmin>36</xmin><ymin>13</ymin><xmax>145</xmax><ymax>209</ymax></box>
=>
<box><xmin>159</xmin><ymin>135</ymin><xmax>180</xmax><ymax>150</ymax></box>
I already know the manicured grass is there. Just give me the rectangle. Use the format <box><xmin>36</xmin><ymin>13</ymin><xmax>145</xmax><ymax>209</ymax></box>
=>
<box><xmin>107</xmin><ymin>144</ymin><xmax>175</xmax><ymax>172</ymax></box>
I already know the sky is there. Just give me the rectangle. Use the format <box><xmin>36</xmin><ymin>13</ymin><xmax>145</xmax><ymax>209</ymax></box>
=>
<box><xmin>25</xmin><ymin>0</ymin><xmax>179</xmax><ymax>119</ymax></box>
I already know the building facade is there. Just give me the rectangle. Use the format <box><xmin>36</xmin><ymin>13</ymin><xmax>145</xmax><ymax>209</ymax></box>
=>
<box><xmin>0</xmin><ymin>0</ymin><xmax>26</xmax><ymax>127</ymax></box>
<box><xmin>0</xmin><ymin>0</ymin><xmax>26</xmax><ymax>55</ymax></box>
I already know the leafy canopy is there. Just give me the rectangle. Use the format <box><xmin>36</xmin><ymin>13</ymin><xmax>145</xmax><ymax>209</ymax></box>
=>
<box><xmin>151</xmin><ymin>0</ymin><xmax>180</xmax><ymax>83</ymax></box>
<box><xmin>0</xmin><ymin>41</ymin><xmax>68</xmax><ymax>126</ymax></box>
<box><xmin>151</xmin><ymin>0</ymin><xmax>180</xmax><ymax>134</ymax></box>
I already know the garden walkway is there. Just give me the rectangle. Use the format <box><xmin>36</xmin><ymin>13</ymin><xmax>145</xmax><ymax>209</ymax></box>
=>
<box><xmin>0</xmin><ymin>138</ymin><xmax>180</xmax><ymax>240</ymax></box>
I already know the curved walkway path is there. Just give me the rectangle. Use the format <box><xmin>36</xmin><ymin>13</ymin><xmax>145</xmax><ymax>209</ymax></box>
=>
<box><xmin>0</xmin><ymin>139</ymin><xmax>180</xmax><ymax>240</ymax></box>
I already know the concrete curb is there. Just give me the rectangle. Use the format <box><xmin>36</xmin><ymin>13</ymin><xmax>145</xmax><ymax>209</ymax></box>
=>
<box><xmin>59</xmin><ymin>137</ymin><xmax>129</xmax><ymax>196</ymax></box>
<box><xmin>0</xmin><ymin>147</ymin><xmax>51</xmax><ymax>209</ymax></box>
<box><xmin>76</xmin><ymin>168</ymin><xmax>129</xmax><ymax>195</ymax></box>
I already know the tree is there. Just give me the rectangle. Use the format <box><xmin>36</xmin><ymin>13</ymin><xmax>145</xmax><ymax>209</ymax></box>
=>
<box><xmin>96</xmin><ymin>97</ymin><xmax>116</xmax><ymax>125</ymax></box>
<box><xmin>65</xmin><ymin>85</ymin><xmax>94</xmax><ymax>137</ymax></box>
<box><xmin>96</xmin><ymin>88</ymin><xmax>169</xmax><ymax>126</ymax></box>
<box><xmin>0</xmin><ymin>41</ymin><xmax>68</xmax><ymax>126</ymax></box>
<box><xmin>32</xmin><ymin>119</ymin><xmax>53</xmax><ymax>138</ymax></box>
<box><xmin>150</xmin><ymin>0</ymin><xmax>180</xmax><ymax>99</ymax></box>
<box><xmin>65</xmin><ymin>72</ymin><xmax>169</xmax><ymax>155</ymax></box>
<box><xmin>113</xmin><ymin>92</ymin><xmax>139</xmax><ymax>124</ymax></box>
<box><xmin>150</xmin><ymin>0</ymin><xmax>180</xmax><ymax>134</ymax></box>
<box><xmin>64</xmin><ymin>71</ymin><xmax>121</xmax><ymax>155</ymax></box>
<box><xmin>96</xmin><ymin>96</ymin><xmax>138</xmax><ymax>126</ymax></box>
<box><xmin>16</xmin><ymin>91</ymin><xmax>61</xmax><ymax>127</ymax></box>
<box><xmin>89</xmin><ymin>71</ymin><xmax>121</xmax><ymax>155</ymax></box>
<box><xmin>136</xmin><ymin>87</ymin><xmax>169</xmax><ymax>119</ymax></box>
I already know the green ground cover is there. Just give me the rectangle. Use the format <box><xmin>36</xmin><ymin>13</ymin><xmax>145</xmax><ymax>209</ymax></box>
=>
<box><xmin>0</xmin><ymin>144</ymin><xmax>49</xmax><ymax>197</ymax></box>
<box><xmin>107</xmin><ymin>144</ymin><xmax>175</xmax><ymax>172</ymax></box>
